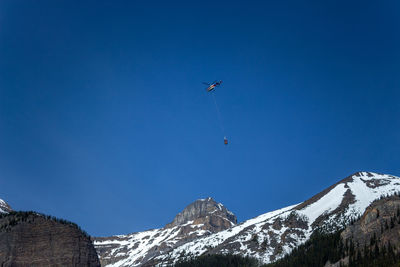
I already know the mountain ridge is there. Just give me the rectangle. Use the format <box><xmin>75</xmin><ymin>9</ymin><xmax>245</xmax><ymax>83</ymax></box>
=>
<box><xmin>94</xmin><ymin>197</ymin><xmax>237</xmax><ymax>266</ymax></box>
<box><xmin>94</xmin><ymin>171</ymin><xmax>400</xmax><ymax>266</ymax></box>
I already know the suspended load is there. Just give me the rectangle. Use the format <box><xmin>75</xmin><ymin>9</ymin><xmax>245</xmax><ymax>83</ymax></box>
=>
<box><xmin>224</xmin><ymin>136</ymin><xmax>228</xmax><ymax>145</ymax></box>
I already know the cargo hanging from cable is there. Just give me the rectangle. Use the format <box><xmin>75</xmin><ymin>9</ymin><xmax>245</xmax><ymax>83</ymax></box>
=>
<box><xmin>202</xmin><ymin>80</ymin><xmax>228</xmax><ymax>145</ymax></box>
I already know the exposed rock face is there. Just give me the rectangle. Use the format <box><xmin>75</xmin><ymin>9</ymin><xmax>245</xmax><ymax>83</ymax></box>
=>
<box><xmin>94</xmin><ymin>197</ymin><xmax>236</xmax><ymax>267</ymax></box>
<box><xmin>0</xmin><ymin>212</ymin><xmax>100</xmax><ymax>267</ymax></box>
<box><xmin>322</xmin><ymin>194</ymin><xmax>400</xmax><ymax>267</ymax></box>
<box><xmin>0</xmin><ymin>199</ymin><xmax>12</xmax><ymax>213</ymax></box>
<box><xmin>165</xmin><ymin>197</ymin><xmax>237</xmax><ymax>230</ymax></box>
<box><xmin>341</xmin><ymin>194</ymin><xmax>400</xmax><ymax>251</ymax></box>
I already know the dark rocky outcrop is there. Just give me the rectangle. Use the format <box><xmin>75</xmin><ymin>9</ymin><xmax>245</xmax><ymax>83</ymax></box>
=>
<box><xmin>337</xmin><ymin>194</ymin><xmax>400</xmax><ymax>266</ymax></box>
<box><xmin>0</xmin><ymin>211</ymin><xmax>100</xmax><ymax>267</ymax></box>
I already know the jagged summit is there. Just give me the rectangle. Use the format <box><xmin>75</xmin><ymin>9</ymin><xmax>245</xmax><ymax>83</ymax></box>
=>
<box><xmin>0</xmin><ymin>199</ymin><xmax>12</xmax><ymax>213</ymax></box>
<box><xmin>165</xmin><ymin>197</ymin><xmax>236</xmax><ymax>228</ymax></box>
<box><xmin>94</xmin><ymin>197</ymin><xmax>236</xmax><ymax>266</ymax></box>
<box><xmin>95</xmin><ymin>172</ymin><xmax>400</xmax><ymax>267</ymax></box>
<box><xmin>295</xmin><ymin>171</ymin><xmax>397</xmax><ymax>212</ymax></box>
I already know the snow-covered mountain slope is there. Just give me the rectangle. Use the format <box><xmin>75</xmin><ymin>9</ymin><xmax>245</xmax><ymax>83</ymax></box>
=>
<box><xmin>95</xmin><ymin>172</ymin><xmax>400</xmax><ymax>266</ymax></box>
<box><xmin>0</xmin><ymin>199</ymin><xmax>12</xmax><ymax>213</ymax></box>
<box><xmin>156</xmin><ymin>172</ymin><xmax>400</xmax><ymax>265</ymax></box>
<box><xmin>94</xmin><ymin>197</ymin><xmax>236</xmax><ymax>267</ymax></box>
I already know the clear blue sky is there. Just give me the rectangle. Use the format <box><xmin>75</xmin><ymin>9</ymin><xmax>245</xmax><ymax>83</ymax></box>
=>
<box><xmin>0</xmin><ymin>0</ymin><xmax>399</xmax><ymax>236</ymax></box>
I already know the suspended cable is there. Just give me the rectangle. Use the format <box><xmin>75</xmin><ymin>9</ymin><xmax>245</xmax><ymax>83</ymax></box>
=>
<box><xmin>211</xmin><ymin>91</ymin><xmax>228</xmax><ymax>145</ymax></box>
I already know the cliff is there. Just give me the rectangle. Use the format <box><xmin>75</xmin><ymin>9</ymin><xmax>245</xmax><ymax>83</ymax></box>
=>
<box><xmin>0</xmin><ymin>211</ymin><xmax>100</xmax><ymax>267</ymax></box>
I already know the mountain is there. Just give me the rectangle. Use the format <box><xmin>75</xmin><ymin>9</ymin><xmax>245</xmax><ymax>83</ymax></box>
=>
<box><xmin>160</xmin><ymin>172</ymin><xmax>400</xmax><ymax>265</ymax></box>
<box><xmin>94</xmin><ymin>172</ymin><xmax>400</xmax><ymax>266</ymax></box>
<box><xmin>0</xmin><ymin>211</ymin><xmax>100</xmax><ymax>266</ymax></box>
<box><xmin>94</xmin><ymin>197</ymin><xmax>237</xmax><ymax>266</ymax></box>
<box><xmin>264</xmin><ymin>193</ymin><xmax>400</xmax><ymax>267</ymax></box>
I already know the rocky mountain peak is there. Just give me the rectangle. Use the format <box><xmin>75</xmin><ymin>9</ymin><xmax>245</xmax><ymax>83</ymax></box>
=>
<box><xmin>165</xmin><ymin>197</ymin><xmax>237</xmax><ymax>228</ymax></box>
<box><xmin>95</xmin><ymin>197</ymin><xmax>237</xmax><ymax>266</ymax></box>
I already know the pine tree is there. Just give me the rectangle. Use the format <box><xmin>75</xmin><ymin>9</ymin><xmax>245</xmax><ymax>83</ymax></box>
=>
<box><xmin>374</xmin><ymin>243</ymin><xmax>379</xmax><ymax>258</ymax></box>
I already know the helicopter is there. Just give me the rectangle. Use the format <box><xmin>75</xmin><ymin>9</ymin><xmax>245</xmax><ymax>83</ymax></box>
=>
<box><xmin>202</xmin><ymin>80</ymin><xmax>222</xmax><ymax>92</ymax></box>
